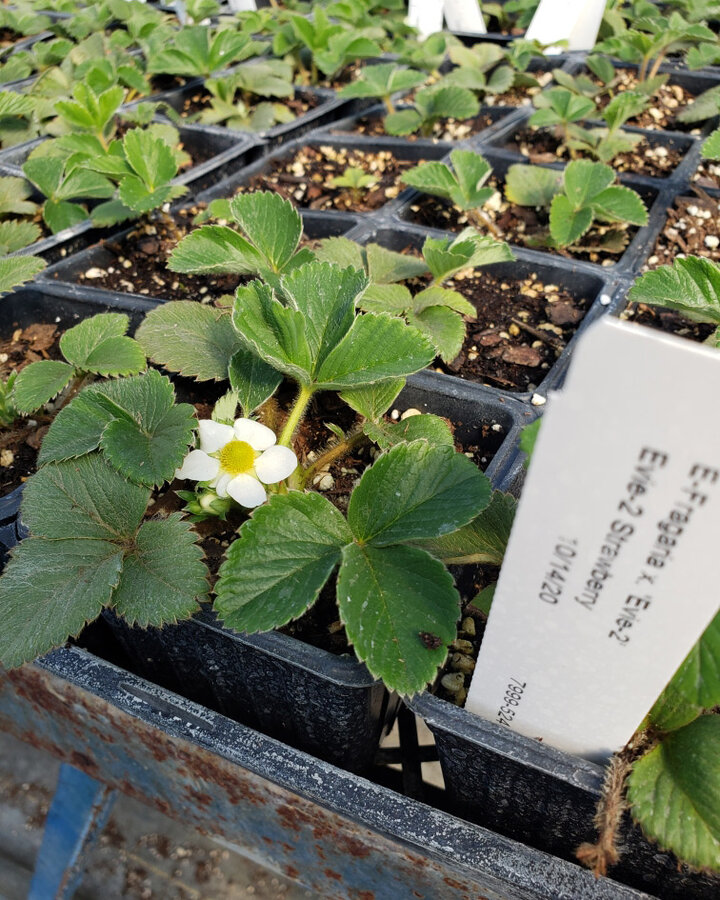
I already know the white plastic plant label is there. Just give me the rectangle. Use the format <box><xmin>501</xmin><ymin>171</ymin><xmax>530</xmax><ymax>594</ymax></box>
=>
<box><xmin>525</xmin><ymin>0</ymin><xmax>605</xmax><ymax>53</ymax></box>
<box><xmin>228</xmin><ymin>0</ymin><xmax>258</xmax><ymax>11</ymax></box>
<box><xmin>407</xmin><ymin>0</ymin><xmax>445</xmax><ymax>38</ymax></box>
<box><xmin>443</xmin><ymin>0</ymin><xmax>486</xmax><ymax>34</ymax></box>
<box><xmin>465</xmin><ymin>317</ymin><xmax>720</xmax><ymax>762</ymax></box>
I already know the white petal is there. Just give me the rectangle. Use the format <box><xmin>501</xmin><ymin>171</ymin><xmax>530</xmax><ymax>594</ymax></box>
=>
<box><xmin>198</xmin><ymin>420</ymin><xmax>234</xmax><ymax>453</ymax></box>
<box><xmin>233</xmin><ymin>417</ymin><xmax>276</xmax><ymax>452</ymax></box>
<box><xmin>254</xmin><ymin>445</ymin><xmax>298</xmax><ymax>484</ymax></box>
<box><xmin>226</xmin><ymin>473</ymin><xmax>267</xmax><ymax>508</ymax></box>
<box><xmin>214</xmin><ymin>472</ymin><xmax>233</xmax><ymax>498</ymax></box>
<box><xmin>175</xmin><ymin>450</ymin><xmax>220</xmax><ymax>482</ymax></box>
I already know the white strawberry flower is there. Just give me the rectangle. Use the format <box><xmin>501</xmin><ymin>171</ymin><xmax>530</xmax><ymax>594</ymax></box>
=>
<box><xmin>175</xmin><ymin>417</ymin><xmax>298</xmax><ymax>508</ymax></box>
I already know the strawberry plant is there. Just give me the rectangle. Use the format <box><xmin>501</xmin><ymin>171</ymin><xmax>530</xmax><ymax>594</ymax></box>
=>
<box><xmin>385</xmin><ymin>84</ymin><xmax>479</xmax><ymax>138</ymax></box>
<box><xmin>338</xmin><ymin>63</ymin><xmax>427</xmax><ymax>115</ymax></box>
<box><xmin>505</xmin><ymin>159</ymin><xmax>648</xmax><ymax>252</ymax></box>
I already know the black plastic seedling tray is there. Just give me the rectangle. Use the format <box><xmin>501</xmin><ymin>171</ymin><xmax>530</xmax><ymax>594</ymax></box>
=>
<box><xmin>406</xmin><ymin>690</ymin><xmax>719</xmax><ymax>900</ymax></box>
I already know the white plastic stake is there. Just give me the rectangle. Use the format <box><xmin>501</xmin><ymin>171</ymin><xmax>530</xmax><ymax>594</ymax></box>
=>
<box><xmin>407</xmin><ymin>0</ymin><xmax>444</xmax><ymax>38</ymax></box>
<box><xmin>443</xmin><ymin>0</ymin><xmax>487</xmax><ymax>34</ymax></box>
<box><xmin>525</xmin><ymin>0</ymin><xmax>606</xmax><ymax>54</ymax></box>
<box><xmin>465</xmin><ymin>318</ymin><xmax>720</xmax><ymax>763</ymax></box>
<box><xmin>228</xmin><ymin>0</ymin><xmax>258</xmax><ymax>11</ymax></box>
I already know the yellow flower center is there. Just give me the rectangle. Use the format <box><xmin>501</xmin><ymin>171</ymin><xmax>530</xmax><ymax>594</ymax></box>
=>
<box><xmin>218</xmin><ymin>440</ymin><xmax>256</xmax><ymax>476</ymax></box>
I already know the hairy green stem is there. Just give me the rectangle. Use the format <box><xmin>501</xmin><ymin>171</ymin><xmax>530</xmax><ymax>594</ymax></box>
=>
<box><xmin>297</xmin><ymin>427</ymin><xmax>367</xmax><ymax>490</ymax></box>
<box><xmin>467</xmin><ymin>206</ymin><xmax>503</xmax><ymax>239</ymax></box>
<box><xmin>279</xmin><ymin>383</ymin><xmax>314</xmax><ymax>448</ymax></box>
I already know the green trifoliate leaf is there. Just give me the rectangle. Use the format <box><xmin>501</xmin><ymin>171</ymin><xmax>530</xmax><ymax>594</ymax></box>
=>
<box><xmin>448</xmin><ymin>149</ymin><xmax>494</xmax><ymax>210</ymax></box>
<box><xmin>118</xmin><ymin>176</ymin><xmax>185</xmax><ymax>214</ymax></box>
<box><xmin>0</xmin><ymin>255</ymin><xmax>46</xmax><ymax>294</ymax></box>
<box><xmin>338</xmin><ymin>543</ymin><xmax>459</xmax><ymax>695</ymax></box>
<box><xmin>280</xmin><ymin>261</ymin><xmax>367</xmax><ymax>369</ymax></box>
<box><xmin>602</xmin><ymin>91</ymin><xmax>647</xmax><ymax>132</ymax></box>
<box><xmin>650</xmin><ymin>612</ymin><xmax>720</xmax><ymax>732</ymax></box>
<box><xmin>339</xmin><ymin>378</ymin><xmax>405</xmax><ymax>422</ymax></box>
<box><xmin>216</xmin><ymin>492</ymin><xmax>353</xmax><ymax>633</ymax></box>
<box><xmin>228</xmin><ymin>347</ymin><xmax>282</xmax><ymax>415</ymax></box>
<box><xmin>230</xmin><ymin>191</ymin><xmax>303</xmax><ymax>273</ymax></box>
<box><xmin>413</xmin><ymin>490</ymin><xmax>516</xmax><ymax>565</ymax></box>
<box><xmin>0</xmin><ymin>176</ymin><xmax>38</xmax><ymax>218</ymax></box>
<box><xmin>406</xmin><ymin>305</ymin><xmax>465</xmax><ymax>363</ymax></box>
<box><xmin>678</xmin><ymin>87</ymin><xmax>720</xmax><ymax>124</ymax></box>
<box><xmin>702</xmin><ymin>129</ymin><xmax>720</xmax><ymax>160</ymax></box>
<box><xmin>136</xmin><ymin>302</ymin><xmax>243</xmax><ymax>381</ymax></box>
<box><xmin>111</xmin><ymin>514</ymin><xmax>206</xmax><ymax>627</ymax></box>
<box><xmin>627</xmin><ymin>716</ymin><xmax>720</xmax><ymax>873</ymax></box>
<box><xmin>412</xmin><ymin>286</ymin><xmax>475</xmax><ymax>317</ymax></box>
<box><xmin>0</xmin><ymin>91</ymin><xmax>34</xmax><ymax>119</ymax></box>
<box><xmin>168</xmin><ymin>224</ymin><xmax>264</xmax><ymax>275</ymax></box>
<box><xmin>97</xmin><ymin>370</ymin><xmax>196</xmax><ymax>487</ymax></box>
<box><xmin>415</xmin><ymin>85</ymin><xmax>480</xmax><ymax>123</ymax></box>
<box><xmin>549</xmin><ymin>194</ymin><xmax>594</xmax><ymax>247</ymax></box>
<box><xmin>313</xmin><ymin>312</ymin><xmax>435</xmax><ymax>390</ymax></box>
<box><xmin>505</xmin><ymin>164</ymin><xmax>561</xmax><ymax>207</ymax></box>
<box><xmin>423</xmin><ymin>230</ymin><xmax>514</xmax><ymax>283</ymax></box>
<box><xmin>338</xmin><ymin>63</ymin><xmax>426</xmax><ymax>100</ymax></box>
<box><xmin>23</xmin><ymin>454</ymin><xmax>150</xmax><ymax>541</ymax></box>
<box><xmin>12</xmin><ymin>360</ymin><xmax>73</xmax><ymax>414</ymax></box>
<box><xmin>530</xmin><ymin>88</ymin><xmax>596</xmax><ymax>128</ymax></box>
<box><xmin>364</xmin><ymin>413</ymin><xmax>454</xmax><ymax>451</ymax></box>
<box><xmin>402</xmin><ymin>161</ymin><xmax>459</xmax><ymax>200</ymax></box>
<box><xmin>59</xmin><ymin>312</ymin><xmax>145</xmax><ymax>376</ymax></box>
<box><xmin>0</xmin><ymin>537</ymin><xmax>124</xmax><ymax>668</ymax></box>
<box><xmin>348</xmin><ymin>440</ymin><xmax>491</xmax><ymax>547</ymax></box>
<box><xmin>628</xmin><ymin>257</ymin><xmax>720</xmax><ymax>326</ymax></box>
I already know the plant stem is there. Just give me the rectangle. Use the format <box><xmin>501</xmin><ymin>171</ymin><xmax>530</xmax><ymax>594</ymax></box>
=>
<box><xmin>298</xmin><ymin>427</ymin><xmax>368</xmax><ymax>490</ymax></box>
<box><xmin>647</xmin><ymin>51</ymin><xmax>667</xmax><ymax>83</ymax></box>
<box><xmin>384</xmin><ymin>93</ymin><xmax>395</xmax><ymax>115</ymax></box>
<box><xmin>639</xmin><ymin>54</ymin><xmax>650</xmax><ymax>83</ymax></box>
<box><xmin>467</xmin><ymin>207</ymin><xmax>503</xmax><ymax>239</ymax></box>
<box><xmin>278</xmin><ymin>383</ymin><xmax>314</xmax><ymax>448</ymax></box>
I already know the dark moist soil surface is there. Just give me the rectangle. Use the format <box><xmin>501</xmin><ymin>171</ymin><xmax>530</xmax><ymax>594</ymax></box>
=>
<box><xmin>621</xmin><ymin>303</ymin><xmax>716</xmax><ymax>344</ymax></box>
<box><xmin>242</xmin><ymin>144</ymin><xmax>422</xmax><ymax>211</ymax></box>
<box><xmin>0</xmin><ymin>322</ymin><xmax>61</xmax><ymax>496</ymax></box>
<box><xmin>504</xmin><ymin>127</ymin><xmax>684</xmax><ymax>178</ymax></box>
<box><xmin>432</xmin><ymin>268</ymin><xmax>590</xmax><ymax>392</ymax></box>
<box><xmin>66</xmin><ymin>205</ymin><xmax>243</xmax><ymax>302</ymax></box>
<box><xmin>645</xmin><ymin>191</ymin><xmax>720</xmax><ymax>269</ymax></box>
<box><xmin>337</xmin><ymin>109</ymin><xmax>509</xmax><ymax>142</ymax></box>
<box><xmin>406</xmin><ymin>185</ymin><xmax>639</xmax><ymax>266</ymax></box>
<box><xmin>157</xmin><ymin>385</ymin><xmax>506</xmax><ymax>656</ymax></box>
<box><xmin>176</xmin><ymin>87</ymin><xmax>319</xmax><ymax>125</ymax></box>
<box><xmin>591</xmin><ymin>70</ymin><xmax>698</xmax><ymax>132</ymax></box>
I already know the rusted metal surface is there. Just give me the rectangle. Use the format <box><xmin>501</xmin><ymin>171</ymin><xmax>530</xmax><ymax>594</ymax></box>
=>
<box><xmin>0</xmin><ymin>647</ymin><xmax>652</xmax><ymax>900</ymax></box>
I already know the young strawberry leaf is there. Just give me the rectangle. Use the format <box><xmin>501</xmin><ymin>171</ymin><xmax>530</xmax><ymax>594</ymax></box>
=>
<box><xmin>650</xmin><ymin>611</ymin><xmax>720</xmax><ymax>732</ymax></box>
<box><xmin>703</xmin><ymin>128</ymin><xmax>720</xmax><ymax>160</ymax></box>
<box><xmin>12</xmin><ymin>360</ymin><xmax>74</xmax><ymax>414</ymax></box>
<box><xmin>363</xmin><ymin>413</ymin><xmax>454</xmax><ymax>450</ymax></box>
<box><xmin>338</xmin><ymin>378</ymin><xmax>405</xmax><ymax>422</ymax></box>
<box><xmin>628</xmin><ymin>256</ymin><xmax>720</xmax><ymax>339</ymax></box>
<box><xmin>386</xmin><ymin>85</ymin><xmax>479</xmax><ymax>137</ymax></box>
<box><xmin>228</xmin><ymin>347</ymin><xmax>283</xmax><ymax>415</ymax></box>
<box><xmin>413</xmin><ymin>490</ymin><xmax>516</xmax><ymax>565</ymax></box>
<box><xmin>110</xmin><ymin>513</ymin><xmax>206</xmax><ymax>627</ymax></box>
<box><xmin>406</xmin><ymin>305</ymin><xmax>466</xmax><ymax>363</ymax></box>
<box><xmin>96</xmin><ymin>369</ymin><xmax>196</xmax><ymax>487</ymax></box>
<box><xmin>136</xmin><ymin>302</ymin><xmax>243</xmax><ymax>381</ymax></box>
<box><xmin>348</xmin><ymin>441</ymin><xmax>490</xmax><ymax>546</ymax></box>
<box><xmin>423</xmin><ymin>229</ymin><xmax>514</xmax><ymax>283</ymax></box>
<box><xmin>339</xmin><ymin>62</ymin><xmax>426</xmax><ymax>111</ymax></box>
<box><xmin>627</xmin><ymin>716</ymin><xmax>720</xmax><ymax>873</ymax></box>
<box><xmin>59</xmin><ymin>311</ymin><xmax>145</xmax><ymax>376</ymax></box>
<box><xmin>0</xmin><ymin>255</ymin><xmax>45</xmax><ymax>294</ymax></box>
<box><xmin>337</xmin><ymin>542</ymin><xmax>459</xmax><ymax>695</ymax></box>
<box><xmin>505</xmin><ymin>164</ymin><xmax>561</xmax><ymax>207</ymax></box>
<box><xmin>215</xmin><ymin>491</ymin><xmax>353</xmax><ymax>633</ymax></box>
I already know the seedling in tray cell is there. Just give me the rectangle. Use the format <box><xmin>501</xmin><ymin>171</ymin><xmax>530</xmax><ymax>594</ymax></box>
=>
<box><xmin>438</xmin><ymin>39</ymin><xmax>548</xmax><ymax>101</ymax></box>
<box><xmin>338</xmin><ymin>63</ymin><xmax>427</xmax><ymax>115</ymax></box>
<box><xmin>505</xmin><ymin>158</ymin><xmax>648</xmax><ymax>254</ymax></box>
<box><xmin>401</xmin><ymin>149</ymin><xmax>503</xmax><ymax>238</ymax></box>
<box><xmin>145</xmin><ymin>24</ymin><xmax>267</xmax><ymax>80</ymax></box>
<box><xmin>529</xmin><ymin>86</ymin><xmax>649</xmax><ymax>165</ymax></box>
<box><xmin>191</xmin><ymin>70</ymin><xmax>297</xmax><ymax>133</ymax></box>
<box><xmin>327</xmin><ymin>166</ymin><xmax>378</xmax><ymax>204</ymax></box>
<box><xmin>385</xmin><ymin>84</ymin><xmax>480</xmax><ymax>138</ymax></box>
